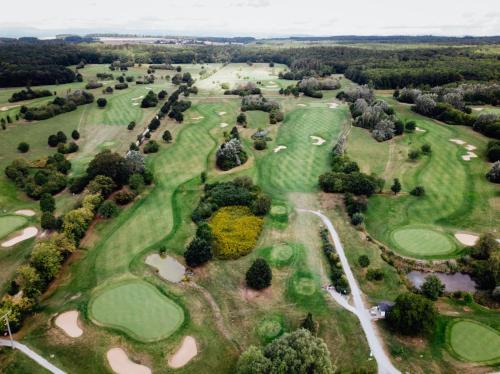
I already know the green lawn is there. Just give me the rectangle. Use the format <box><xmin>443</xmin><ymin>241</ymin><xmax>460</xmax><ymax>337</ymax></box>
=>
<box><xmin>391</xmin><ymin>227</ymin><xmax>455</xmax><ymax>257</ymax></box>
<box><xmin>0</xmin><ymin>215</ymin><xmax>27</xmax><ymax>239</ymax></box>
<box><xmin>89</xmin><ymin>279</ymin><xmax>184</xmax><ymax>342</ymax></box>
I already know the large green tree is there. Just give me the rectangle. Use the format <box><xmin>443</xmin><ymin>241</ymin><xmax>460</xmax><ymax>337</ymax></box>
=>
<box><xmin>246</xmin><ymin>258</ymin><xmax>272</xmax><ymax>290</ymax></box>
<box><xmin>386</xmin><ymin>292</ymin><xmax>437</xmax><ymax>335</ymax></box>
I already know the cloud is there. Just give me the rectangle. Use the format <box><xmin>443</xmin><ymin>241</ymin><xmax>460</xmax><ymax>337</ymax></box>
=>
<box><xmin>233</xmin><ymin>0</ymin><xmax>270</xmax><ymax>8</ymax></box>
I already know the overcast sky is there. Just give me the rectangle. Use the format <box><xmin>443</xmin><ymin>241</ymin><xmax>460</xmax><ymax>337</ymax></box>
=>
<box><xmin>1</xmin><ymin>0</ymin><xmax>499</xmax><ymax>37</ymax></box>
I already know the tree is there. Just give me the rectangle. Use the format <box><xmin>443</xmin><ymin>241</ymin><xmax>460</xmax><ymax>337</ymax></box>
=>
<box><xmin>486</xmin><ymin>161</ymin><xmax>500</xmax><ymax>183</ymax></box>
<box><xmin>128</xmin><ymin>173</ymin><xmax>145</xmax><ymax>191</ymax></box>
<box><xmin>162</xmin><ymin>130</ymin><xmax>172</xmax><ymax>143</ymax></box>
<box><xmin>386</xmin><ymin>292</ymin><xmax>437</xmax><ymax>335</ymax></box>
<box><xmin>16</xmin><ymin>265</ymin><xmax>42</xmax><ymax>298</ymax></box>
<box><xmin>246</xmin><ymin>258</ymin><xmax>272</xmax><ymax>290</ymax></box>
<box><xmin>237</xmin><ymin>112</ymin><xmax>247</xmax><ymax>125</ymax></box>
<box><xmin>301</xmin><ymin>313</ymin><xmax>317</xmax><ymax>335</ymax></box>
<box><xmin>17</xmin><ymin>142</ymin><xmax>29</xmax><ymax>153</ymax></box>
<box><xmin>98</xmin><ymin>200</ymin><xmax>119</xmax><ymax>218</ymax></box>
<box><xmin>472</xmin><ymin>233</ymin><xmax>498</xmax><ymax>260</ymax></box>
<box><xmin>127</xmin><ymin>121</ymin><xmax>136</xmax><ymax>130</ymax></box>
<box><xmin>410</xmin><ymin>186</ymin><xmax>426</xmax><ymax>196</ymax></box>
<box><xmin>41</xmin><ymin>211</ymin><xmax>58</xmax><ymax>230</ymax></box>
<box><xmin>253</xmin><ymin>139</ymin><xmax>267</xmax><ymax>150</ymax></box>
<box><xmin>184</xmin><ymin>237</ymin><xmax>213</xmax><ymax>267</ymax></box>
<box><xmin>87</xmin><ymin>175</ymin><xmax>117</xmax><ymax>197</ymax></box>
<box><xmin>421</xmin><ymin>275</ymin><xmax>445</xmax><ymax>300</ymax></box>
<box><xmin>87</xmin><ymin>150</ymin><xmax>131</xmax><ymax>186</ymax></box>
<box><xmin>48</xmin><ymin>134</ymin><xmax>59</xmax><ymax>147</ymax></box>
<box><xmin>56</xmin><ymin>131</ymin><xmax>67</xmax><ymax>144</ymax></box>
<box><xmin>366</xmin><ymin>268</ymin><xmax>384</xmax><ymax>281</ymax></box>
<box><xmin>358</xmin><ymin>255</ymin><xmax>370</xmax><ymax>268</ymax></box>
<box><xmin>251</xmin><ymin>194</ymin><xmax>271</xmax><ymax>216</ymax></box>
<box><xmin>391</xmin><ymin>178</ymin><xmax>401</xmax><ymax>194</ymax></box>
<box><xmin>30</xmin><ymin>242</ymin><xmax>62</xmax><ymax>284</ymax></box>
<box><xmin>141</xmin><ymin>91</ymin><xmax>158</xmax><ymax>108</ymax></box>
<box><xmin>144</xmin><ymin>140</ymin><xmax>160</xmax><ymax>153</ymax></box>
<box><xmin>236</xmin><ymin>329</ymin><xmax>333</xmax><ymax>374</ymax></box>
<box><xmin>405</xmin><ymin>120</ymin><xmax>416</xmax><ymax>132</ymax></box>
<box><xmin>351</xmin><ymin>212</ymin><xmax>364</xmax><ymax>225</ymax></box>
<box><xmin>71</xmin><ymin>129</ymin><xmax>80</xmax><ymax>140</ymax></box>
<box><xmin>97</xmin><ymin>98</ymin><xmax>107</xmax><ymax>108</ymax></box>
<box><xmin>125</xmin><ymin>150</ymin><xmax>145</xmax><ymax>174</ymax></box>
<box><xmin>40</xmin><ymin>193</ymin><xmax>55</xmax><ymax>212</ymax></box>
<box><xmin>421</xmin><ymin>144</ymin><xmax>432</xmax><ymax>154</ymax></box>
<box><xmin>408</xmin><ymin>149</ymin><xmax>421</xmax><ymax>160</ymax></box>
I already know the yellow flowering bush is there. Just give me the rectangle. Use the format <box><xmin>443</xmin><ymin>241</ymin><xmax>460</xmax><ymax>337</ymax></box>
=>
<box><xmin>209</xmin><ymin>206</ymin><xmax>263</xmax><ymax>259</ymax></box>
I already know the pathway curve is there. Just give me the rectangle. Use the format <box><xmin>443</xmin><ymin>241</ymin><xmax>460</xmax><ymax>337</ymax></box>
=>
<box><xmin>297</xmin><ymin>209</ymin><xmax>400</xmax><ymax>374</ymax></box>
<box><xmin>0</xmin><ymin>338</ymin><xmax>66</xmax><ymax>374</ymax></box>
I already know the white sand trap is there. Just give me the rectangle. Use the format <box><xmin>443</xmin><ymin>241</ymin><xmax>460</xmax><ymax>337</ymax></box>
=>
<box><xmin>145</xmin><ymin>254</ymin><xmax>185</xmax><ymax>283</ymax></box>
<box><xmin>107</xmin><ymin>348</ymin><xmax>151</xmax><ymax>374</ymax></box>
<box><xmin>465</xmin><ymin>144</ymin><xmax>477</xmax><ymax>151</ymax></box>
<box><xmin>15</xmin><ymin>209</ymin><xmax>35</xmax><ymax>217</ymax></box>
<box><xmin>191</xmin><ymin>116</ymin><xmax>204</xmax><ymax>120</ymax></box>
<box><xmin>55</xmin><ymin>310</ymin><xmax>83</xmax><ymax>338</ymax></box>
<box><xmin>220</xmin><ymin>123</ymin><xmax>229</xmax><ymax>128</ymax></box>
<box><xmin>168</xmin><ymin>336</ymin><xmax>198</xmax><ymax>368</ymax></box>
<box><xmin>449</xmin><ymin>138</ymin><xmax>466</xmax><ymax>145</ymax></box>
<box><xmin>2</xmin><ymin>227</ymin><xmax>38</xmax><ymax>248</ymax></box>
<box><xmin>462</xmin><ymin>151</ymin><xmax>478</xmax><ymax>161</ymax></box>
<box><xmin>328</xmin><ymin>102</ymin><xmax>339</xmax><ymax>109</ymax></box>
<box><xmin>145</xmin><ymin>87</ymin><xmax>152</xmax><ymax>90</ymax></box>
<box><xmin>218</xmin><ymin>111</ymin><xmax>226</xmax><ymax>116</ymax></box>
<box><xmin>415</xmin><ymin>127</ymin><xmax>426</xmax><ymax>132</ymax></box>
<box><xmin>273</xmin><ymin>145</ymin><xmax>287</xmax><ymax>153</ymax></box>
<box><xmin>455</xmin><ymin>233</ymin><xmax>479</xmax><ymax>246</ymax></box>
<box><xmin>297</xmin><ymin>104</ymin><xmax>307</xmax><ymax>107</ymax></box>
<box><xmin>131</xmin><ymin>96</ymin><xmax>144</xmax><ymax>101</ymax></box>
<box><xmin>1</xmin><ymin>104</ymin><xmax>20</xmax><ymax>112</ymax></box>
<box><xmin>132</xmin><ymin>103</ymin><xmax>139</xmax><ymax>106</ymax></box>
<box><xmin>310</xmin><ymin>136</ymin><xmax>326</xmax><ymax>145</ymax></box>
<box><xmin>473</xmin><ymin>107</ymin><xmax>484</xmax><ymax>111</ymax></box>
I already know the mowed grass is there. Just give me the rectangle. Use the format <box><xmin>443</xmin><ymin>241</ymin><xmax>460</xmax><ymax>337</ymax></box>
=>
<box><xmin>89</xmin><ymin>279</ymin><xmax>184</xmax><ymax>342</ymax></box>
<box><xmin>0</xmin><ymin>215</ymin><xmax>27</xmax><ymax>239</ymax></box>
<box><xmin>354</xmin><ymin>93</ymin><xmax>500</xmax><ymax>258</ymax></box>
<box><xmin>259</xmin><ymin>105</ymin><xmax>348</xmax><ymax>194</ymax></box>
<box><xmin>391</xmin><ymin>227</ymin><xmax>455</xmax><ymax>257</ymax></box>
<box><xmin>448</xmin><ymin>320</ymin><xmax>500</xmax><ymax>364</ymax></box>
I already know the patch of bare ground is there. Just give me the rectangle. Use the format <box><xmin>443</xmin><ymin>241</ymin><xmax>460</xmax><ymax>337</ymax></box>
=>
<box><xmin>239</xmin><ymin>284</ymin><xmax>274</xmax><ymax>303</ymax></box>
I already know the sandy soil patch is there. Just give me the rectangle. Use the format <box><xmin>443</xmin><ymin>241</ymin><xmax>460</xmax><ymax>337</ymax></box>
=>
<box><xmin>273</xmin><ymin>145</ymin><xmax>287</xmax><ymax>153</ymax></box>
<box><xmin>218</xmin><ymin>111</ymin><xmax>226</xmax><ymax>116</ymax></box>
<box><xmin>107</xmin><ymin>348</ymin><xmax>151</xmax><ymax>374</ymax></box>
<box><xmin>465</xmin><ymin>144</ymin><xmax>477</xmax><ymax>151</ymax></box>
<box><xmin>240</xmin><ymin>286</ymin><xmax>274</xmax><ymax>302</ymax></box>
<box><xmin>297</xmin><ymin>104</ymin><xmax>307</xmax><ymax>107</ymax></box>
<box><xmin>310</xmin><ymin>136</ymin><xmax>326</xmax><ymax>145</ymax></box>
<box><xmin>15</xmin><ymin>209</ymin><xmax>35</xmax><ymax>217</ymax></box>
<box><xmin>55</xmin><ymin>310</ymin><xmax>83</xmax><ymax>338</ymax></box>
<box><xmin>415</xmin><ymin>127</ymin><xmax>426</xmax><ymax>132</ymax></box>
<box><xmin>1</xmin><ymin>104</ymin><xmax>20</xmax><ymax>112</ymax></box>
<box><xmin>328</xmin><ymin>102</ymin><xmax>339</xmax><ymax>109</ymax></box>
<box><xmin>220</xmin><ymin>123</ymin><xmax>229</xmax><ymax>128</ymax></box>
<box><xmin>455</xmin><ymin>233</ymin><xmax>479</xmax><ymax>246</ymax></box>
<box><xmin>449</xmin><ymin>138</ymin><xmax>466</xmax><ymax>145</ymax></box>
<box><xmin>2</xmin><ymin>227</ymin><xmax>38</xmax><ymax>247</ymax></box>
<box><xmin>145</xmin><ymin>254</ymin><xmax>185</xmax><ymax>283</ymax></box>
<box><xmin>462</xmin><ymin>152</ymin><xmax>478</xmax><ymax>161</ymax></box>
<box><xmin>168</xmin><ymin>336</ymin><xmax>198</xmax><ymax>368</ymax></box>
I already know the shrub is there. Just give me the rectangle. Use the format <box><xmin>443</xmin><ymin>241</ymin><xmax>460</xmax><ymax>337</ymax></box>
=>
<box><xmin>421</xmin><ymin>275</ymin><xmax>445</xmax><ymax>300</ymax></box>
<box><xmin>486</xmin><ymin>140</ymin><xmax>500</xmax><ymax>162</ymax></box>
<box><xmin>246</xmin><ymin>258</ymin><xmax>272</xmax><ymax>290</ymax></box>
<box><xmin>39</xmin><ymin>193</ymin><xmax>55</xmax><ymax>212</ymax></box>
<box><xmin>184</xmin><ymin>237</ymin><xmax>213</xmax><ymax>267</ymax></box>
<box><xmin>251</xmin><ymin>194</ymin><xmax>271</xmax><ymax>216</ymax></box>
<box><xmin>351</xmin><ymin>212</ymin><xmax>364</xmax><ymax>225</ymax></box>
<box><xmin>113</xmin><ymin>190</ymin><xmax>136</xmax><ymax>205</ymax></box>
<box><xmin>98</xmin><ymin>200</ymin><xmax>119</xmax><ymax>218</ymax></box>
<box><xmin>97</xmin><ymin>98</ymin><xmax>107</xmax><ymax>108</ymax></box>
<box><xmin>421</xmin><ymin>144</ymin><xmax>432</xmax><ymax>154</ymax></box>
<box><xmin>410</xmin><ymin>186</ymin><xmax>426</xmax><ymax>196</ymax></box>
<box><xmin>405</xmin><ymin>121</ymin><xmax>416</xmax><ymax>132</ymax></box>
<box><xmin>17</xmin><ymin>142</ymin><xmax>29</xmax><ymax>153</ymax></box>
<box><xmin>366</xmin><ymin>268</ymin><xmax>384</xmax><ymax>281</ymax></box>
<box><xmin>254</xmin><ymin>139</ymin><xmax>267</xmax><ymax>150</ymax></box>
<box><xmin>486</xmin><ymin>161</ymin><xmax>500</xmax><ymax>183</ymax></box>
<box><xmin>358</xmin><ymin>255</ymin><xmax>370</xmax><ymax>267</ymax></box>
<box><xmin>408</xmin><ymin>149</ymin><xmax>421</xmax><ymax>160</ymax></box>
<box><xmin>143</xmin><ymin>140</ymin><xmax>159</xmax><ymax>154</ymax></box>
<box><xmin>87</xmin><ymin>175</ymin><xmax>116</xmax><ymax>197</ymax></box>
<box><xmin>128</xmin><ymin>173</ymin><xmax>145</xmax><ymax>191</ymax></box>
<box><xmin>114</xmin><ymin>82</ymin><xmax>128</xmax><ymax>90</ymax></box>
<box><xmin>41</xmin><ymin>211</ymin><xmax>58</xmax><ymax>230</ymax></box>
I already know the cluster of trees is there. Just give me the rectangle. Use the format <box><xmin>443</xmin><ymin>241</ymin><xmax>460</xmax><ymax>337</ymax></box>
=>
<box><xmin>47</xmin><ymin>130</ymin><xmax>79</xmax><ymax>154</ymax></box>
<box><xmin>319</xmin><ymin>228</ymin><xmax>350</xmax><ymax>294</ymax></box>
<box><xmin>394</xmin><ymin>86</ymin><xmax>500</xmax><ymax>139</ymax></box>
<box><xmin>344</xmin><ymin>193</ymin><xmax>368</xmax><ymax>226</ymax></box>
<box><xmin>386</xmin><ymin>292</ymin><xmax>438</xmax><ymax>335</ymax></box>
<box><xmin>8</xmin><ymin>87</ymin><xmax>52</xmax><ymax>102</ymax></box>
<box><xmin>157</xmin><ymin>85</ymin><xmax>195</xmax><ymax>123</ymax></box>
<box><xmin>216</xmin><ymin>127</ymin><xmax>248</xmax><ymax>170</ymax></box>
<box><xmin>487</xmin><ymin>161</ymin><xmax>500</xmax><ymax>183</ymax></box>
<box><xmin>487</xmin><ymin>140</ymin><xmax>500</xmax><ymax>162</ymax></box>
<box><xmin>297</xmin><ymin>77</ymin><xmax>340</xmax><ymax>98</ymax></box>
<box><xmin>5</xmin><ymin>153</ymin><xmax>70</xmax><ymax>199</ymax></box>
<box><xmin>241</xmin><ymin>95</ymin><xmax>283</xmax><ymax>124</ymax></box>
<box><xmin>224</xmin><ymin>82</ymin><xmax>261</xmax><ymax>96</ymax></box>
<box><xmin>21</xmin><ymin>90</ymin><xmax>94</xmax><ymax>121</ymax></box>
<box><xmin>85</xmin><ymin>81</ymin><xmax>103</xmax><ymax>90</ymax></box>
<box><xmin>467</xmin><ymin>233</ymin><xmax>500</xmax><ymax>297</ymax></box>
<box><xmin>141</xmin><ymin>90</ymin><xmax>159</xmax><ymax>108</ymax></box>
<box><xmin>319</xmin><ymin>154</ymin><xmax>383</xmax><ymax>196</ymax></box>
<box><xmin>96</xmin><ymin>72</ymin><xmax>113</xmax><ymax>80</ymax></box>
<box><xmin>172</xmin><ymin>72</ymin><xmax>194</xmax><ymax>86</ymax></box>
<box><xmin>279</xmin><ymin>84</ymin><xmax>300</xmax><ymax>97</ymax></box>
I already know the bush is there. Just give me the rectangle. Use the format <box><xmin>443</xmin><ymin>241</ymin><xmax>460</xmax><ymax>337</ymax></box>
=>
<box><xmin>97</xmin><ymin>98</ymin><xmax>107</xmax><ymax>108</ymax></box>
<box><xmin>410</xmin><ymin>186</ymin><xmax>426</xmax><ymax>196</ymax></box>
<box><xmin>113</xmin><ymin>190</ymin><xmax>136</xmax><ymax>205</ymax></box>
<box><xmin>251</xmin><ymin>194</ymin><xmax>271</xmax><ymax>216</ymax></box>
<box><xmin>351</xmin><ymin>212</ymin><xmax>364</xmax><ymax>225</ymax></box>
<box><xmin>486</xmin><ymin>161</ymin><xmax>500</xmax><ymax>183</ymax></box>
<box><xmin>41</xmin><ymin>211</ymin><xmax>58</xmax><ymax>230</ymax></box>
<box><xmin>486</xmin><ymin>140</ymin><xmax>500</xmax><ymax>162</ymax></box>
<box><xmin>405</xmin><ymin>121</ymin><xmax>416</xmax><ymax>132</ymax></box>
<box><xmin>87</xmin><ymin>175</ymin><xmax>116</xmax><ymax>197</ymax></box>
<box><xmin>114</xmin><ymin>83</ymin><xmax>128</xmax><ymax>90</ymax></box>
<box><xmin>358</xmin><ymin>255</ymin><xmax>370</xmax><ymax>267</ymax></box>
<box><xmin>408</xmin><ymin>149</ymin><xmax>421</xmax><ymax>160</ymax></box>
<box><xmin>71</xmin><ymin>130</ymin><xmax>80</xmax><ymax>140</ymax></box>
<box><xmin>40</xmin><ymin>193</ymin><xmax>55</xmax><ymax>212</ymax></box>
<box><xmin>254</xmin><ymin>139</ymin><xmax>267</xmax><ymax>150</ymax></box>
<box><xmin>128</xmin><ymin>173</ymin><xmax>145</xmax><ymax>191</ymax></box>
<box><xmin>366</xmin><ymin>268</ymin><xmax>384</xmax><ymax>281</ymax></box>
<box><xmin>143</xmin><ymin>140</ymin><xmax>159</xmax><ymax>154</ymax></box>
<box><xmin>421</xmin><ymin>275</ymin><xmax>445</xmax><ymax>300</ymax></box>
<box><xmin>184</xmin><ymin>237</ymin><xmax>213</xmax><ymax>267</ymax></box>
<box><xmin>421</xmin><ymin>144</ymin><xmax>432</xmax><ymax>154</ymax></box>
<box><xmin>246</xmin><ymin>258</ymin><xmax>272</xmax><ymax>290</ymax></box>
<box><xmin>98</xmin><ymin>200</ymin><xmax>119</xmax><ymax>218</ymax></box>
<box><xmin>17</xmin><ymin>142</ymin><xmax>29</xmax><ymax>153</ymax></box>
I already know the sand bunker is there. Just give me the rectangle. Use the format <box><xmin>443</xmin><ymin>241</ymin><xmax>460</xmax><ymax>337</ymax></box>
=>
<box><xmin>131</xmin><ymin>96</ymin><xmax>144</xmax><ymax>101</ymax></box>
<box><xmin>328</xmin><ymin>103</ymin><xmax>339</xmax><ymax>109</ymax></box>
<box><xmin>107</xmin><ymin>348</ymin><xmax>151</xmax><ymax>374</ymax></box>
<box><xmin>132</xmin><ymin>103</ymin><xmax>139</xmax><ymax>106</ymax></box>
<box><xmin>415</xmin><ymin>127</ymin><xmax>426</xmax><ymax>132</ymax></box>
<box><xmin>465</xmin><ymin>144</ymin><xmax>477</xmax><ymax>151</ymax></box>
<box><xmin>191</xmin><ymin>116</ymin><xmax>204</xmax><ymax>120</ymax></box>
<box><xmin>220</xmin><ymin>123</ymin><xmax>229</xmax><ymax>128</ymax></box>
<box><xmin>218</xmin><ymin>111</ymin><xmax>226</xmax><ymax>116</ymax></box>
<box><xmin>2</xmin><ymin>227</ymin><xmax>38</xmax><ymax>247</ymax></box>
<box><xmin>455</xmin><ymin>233</ymin><xmax>479</xmax><ymax>246</ymax></box>
<box><xmin>297</xmin><ymin>104</ymin><xmax>307</xmax><ymax>107</ymax></box>
<box><xmin>449</xmin><ymin>139</ymin><xmax>466</xmax><ymax>145</ymax></box>
<box><xmin>15</xmin><ymin>209</ymin><xmax>35</xmax><ymax>217</ymax></box>
<box><xmin>273</xmin><ymin>145</ymin><xmax>287</xmax><ymax>153</ymax></box>
<box><xmin>1</xmin><ymin>104</ymin><xmax>20</xmax><ymax>112</ymax></box>
<box><xmin>462</xmin><ymin>152</ymin><xmax>478</xmax><ymax>161</ymax></box>
<box><xmin>168</xmin><ymin>336</ymin><xmax>198</xmax><ymax>368</ymax></box>
<box><xmin>55</xmin><ymin>310</ymin><xmax>83</xmax><ymax>338</ymax></box>
<box><xmin>145</xmin><ymin>254</ymin><xmax>185</xmax><ymax>283</ymax></box>
<box><xmin>310</xmin><ymin>136</ymin><xmax>326</xmax><ymax>145</ymax></box>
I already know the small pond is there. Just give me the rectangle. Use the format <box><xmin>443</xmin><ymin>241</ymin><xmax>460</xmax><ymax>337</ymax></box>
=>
<box><xmin>407</xmin><ymin>271</ymin><xmax>477</xmax><ymax>292</ymax></box>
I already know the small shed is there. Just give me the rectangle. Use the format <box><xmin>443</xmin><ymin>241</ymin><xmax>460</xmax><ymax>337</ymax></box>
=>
<box><xmin>377</xmin><ymin>301</ymin><xmax>395</xmax><ymax>318</ymax></box>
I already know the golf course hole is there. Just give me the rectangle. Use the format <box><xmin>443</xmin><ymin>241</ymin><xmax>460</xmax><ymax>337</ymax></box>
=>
<box><xmin>448</xmin><ymin>320</ymin><xmax>500</xmax><ymax>364</ymax></box>
<box><xmin>145</xmin><ymin>254</ymin><xmax>185</xmax><ymax>283</ymax></box>
<box><xmin>270</xmin><ymin>244</ymin><xmax>294</xmax><ymax>266</ymax></box>
<box><xmin>89</xmin><ymin>280</ymin><xmax>184</xmax><ymax>342</ymax></box>
<box><xmin>391</xmin><ymin>227</ymin><xmax>455</xmax><ymax>257</ymax></box>
<box><xmin>294</xmin><ymin>277</ymin><xmax>317</xmax><ymax>296</ymax></box>
<box><xmin>257</xmin><ymin>315</ymin><xmax>284</xmax><ymax>342</ymax></box>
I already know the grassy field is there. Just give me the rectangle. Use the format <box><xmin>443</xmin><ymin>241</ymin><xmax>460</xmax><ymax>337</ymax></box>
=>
<box><xmin>349</xmin><ymin>94</ymin><xmax>500</xmax><ymax>259</ymax></box>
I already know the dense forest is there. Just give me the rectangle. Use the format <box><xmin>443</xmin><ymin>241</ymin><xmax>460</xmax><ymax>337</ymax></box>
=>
<box><xmin>0</xmin><ymin>40</ymin><xmax>499</xmax><ymax>88</ymax></box>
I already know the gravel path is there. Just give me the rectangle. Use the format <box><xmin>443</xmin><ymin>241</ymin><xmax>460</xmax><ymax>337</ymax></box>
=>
<box><xmin>298</xmin><ymin>209</ymin><xmax>400</xmax><ymax>374</ymax></box>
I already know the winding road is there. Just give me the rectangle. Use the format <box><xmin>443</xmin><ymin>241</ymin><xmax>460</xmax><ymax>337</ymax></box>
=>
<box><xmin>298</xmin><ymin>209</ymin><xmax>400</xmax><ymax>374</ymax></box>
<box><xmin>0</xmin><ymin>338</ymin><xmax>66</xmax><ymax>374</ymax></box>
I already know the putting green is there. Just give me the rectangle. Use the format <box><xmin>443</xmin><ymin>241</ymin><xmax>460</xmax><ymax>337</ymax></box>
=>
<box><xmin>293</xmin><ymin>277</ymin><xmax>317</xmax><ymax>296</ymax></box>
<box><xmin>448</xmin><ymin>320</ymin><xmax>500</xmax><ymax>364</ymax></box>
<box><xmin>270</xmin><ymin>205</ymin><xmax>287</xmax><ymax>216</ymax></box>
<box><xmin>89</xmin><ymin>280</ymin><xmax>184</xmax><ymax>342</ymax></box>
<box><xmin>270</xmin><ymin>244</ymin><xmax>294</xmax><ymax>266</ymax></box>
<box><xmin>257</xmin><ymin>315</ymin><xmax>284</xmax><ymax>342</ymax></box>
<box><xmin>391</xmin><ymin>227</ymin><xmax>455</xmax><ymax>257</ymax></box>
<box><xmin>0</xmin><ymin>216</ymin><xmax>27</xmax><ymax>239</ymax></box>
